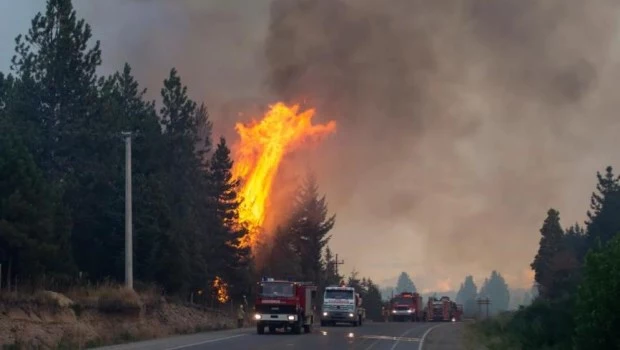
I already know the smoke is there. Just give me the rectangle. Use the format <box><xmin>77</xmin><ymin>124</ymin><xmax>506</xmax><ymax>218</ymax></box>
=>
<box><xmin>262</xmin><ymin>0</ymin><xmax>620</xmax><ymax>288</ymax></box>
<box><xmin>67</xmin><ymin>0</ymin><xmax>620</xmax><ymax>290</ymax></box>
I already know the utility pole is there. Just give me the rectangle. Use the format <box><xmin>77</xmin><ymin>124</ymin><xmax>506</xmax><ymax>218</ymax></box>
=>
<box><xmin>122</xmin><ymin>131</ymin><xmax>133</xmax><ymax>290</ymax></box>
<box><xmin>476</xmin><ymin>297</ymin><xmax>491</xmax><ymax>319</ymax></box>
<box><xmin>334</xmin><ymin>254</ymin><xmax>344</xmax><ymax>276</ymax></box>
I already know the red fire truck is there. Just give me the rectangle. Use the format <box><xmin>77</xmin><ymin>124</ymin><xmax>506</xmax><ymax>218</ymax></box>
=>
<box><xmin>390</xmin><ymin>292</ymin><xmax>423</xmax><ymax>322</ymax></box>
<box><xmin>425</xmin><ymin>296</ymin><xmax>462</xmax><ymax>322</ymax></box>
<box><xmin>253</xmin><ymin>277</ymin><xmax>318</xmax><ymax>334</ymax></box>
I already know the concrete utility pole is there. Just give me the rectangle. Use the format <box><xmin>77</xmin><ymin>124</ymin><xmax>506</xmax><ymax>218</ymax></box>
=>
<box><xmin>122</xmin><ymin>131</ymin><xmax>133</xmax><ymax>290</ymax></box>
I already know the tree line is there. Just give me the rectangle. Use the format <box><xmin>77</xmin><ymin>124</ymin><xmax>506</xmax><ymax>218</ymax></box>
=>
<box><xmin>0</xmin><ymin>0</ymin><xmax>355</xmax><ymax>306</ymax></box>
<box><xmin>477</xmin><ymin>166</ymin><xmax>620</xmax><ymax>349</ymax></box>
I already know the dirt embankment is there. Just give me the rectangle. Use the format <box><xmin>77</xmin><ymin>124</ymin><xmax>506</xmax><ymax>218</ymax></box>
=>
<box><xmin>0</xmin><ymin>287</ymin><xmax>236</xmax><ymax>349</ymax></box>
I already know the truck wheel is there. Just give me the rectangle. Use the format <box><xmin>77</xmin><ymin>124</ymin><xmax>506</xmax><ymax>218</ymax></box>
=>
<box><xmin>359</xmin><ymin>316</ymin><xmax>363</xmax><ymax>326</ymax></box>
<box><xmin>320</xmin><ymin>321</ymin><xmax>326</xmax><ymax>327</ymax></box>
<box><xmin>303</xmin><ymin>324</ymin><xmax>311</xmax><ymax>333</ymax></box>
<box><xmin>256</xmin><ymin>323</ymin><xmax>265</xmax><ymax>335</ymax></box>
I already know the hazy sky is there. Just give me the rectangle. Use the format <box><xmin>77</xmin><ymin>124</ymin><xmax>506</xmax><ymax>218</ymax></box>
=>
<box><xmin>2</xmin><ymin>0</ymin><xmax>620</xmax><ymax>293</ymax></box>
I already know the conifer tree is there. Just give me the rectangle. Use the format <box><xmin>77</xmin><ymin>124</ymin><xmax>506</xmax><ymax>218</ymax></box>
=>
<box><xmin>531</xmin><ymin>208</ymin><xmax>564</xmax><ymax>299</ymax></box>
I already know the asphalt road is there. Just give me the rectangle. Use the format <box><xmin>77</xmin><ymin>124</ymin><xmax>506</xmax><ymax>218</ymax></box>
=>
<box><xmin>93</xmin><ymin>321</ymin><xmax>454</xmax><ymax>350</ymax></box>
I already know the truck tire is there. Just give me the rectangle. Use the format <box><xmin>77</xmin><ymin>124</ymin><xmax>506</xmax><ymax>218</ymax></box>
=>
<box><xmin>359</xmin><ymin>315</ymin><xmax>363</xmax><ymax>326</ymax></box>
<box><xmin>303</xmin><ymin>324</ymin><xmax>311</xmax><ymax>333</ymax></box>
<box><xmin>257</xmin><ymin>323</ymin><xmax>265</xmax><ymax>334</ymax></box>
<box><xmin>320</xmin><ymin>320</ymin><xmax>326</xmax><ymax>327</ymax></box>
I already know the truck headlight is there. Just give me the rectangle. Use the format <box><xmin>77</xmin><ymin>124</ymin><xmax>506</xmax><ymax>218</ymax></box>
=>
<box><xmin>288</xmin><ymin>315</ymin><xmax>295</xmax><ymax>321</ymax></box>
<box><xmin>407</xmin><ymin>309</ymin><xmax>412</xmax><ymax>313</ymax></box>
<box><xmin>323</xmin><ymin>312</ymin><xmax>328</xmax><ymax>316</ymax></box>
<box><xmin>392</xmin><ymin>310</ymin><xmax>396</xmax><ymax>314</ymax></box>
<box><xmin>254</xmin><ymin>314</ymin><xmax>261</xmax><ymax>320</ymax></box>
<box><xmin>349</xmin><ymin>313</ymin><xmax>354</xmax><ymax>317</ymax></box>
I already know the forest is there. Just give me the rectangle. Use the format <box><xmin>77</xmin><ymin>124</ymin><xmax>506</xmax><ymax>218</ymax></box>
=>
<box><xmin>0</xmin><ymin>0</ymin><xmax>394</xmax><ymax>316</ymax></box>
<box><xmin>471</xmin><ymin>166</ymin><xmax>620</xmax><ymax>349</ymax></box>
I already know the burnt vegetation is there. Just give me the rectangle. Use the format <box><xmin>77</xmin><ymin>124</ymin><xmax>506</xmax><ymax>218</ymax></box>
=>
<box><xmin>0</xmin><ymin>0</ymin><xmax>366</xmax><ymax>310</ymax></box>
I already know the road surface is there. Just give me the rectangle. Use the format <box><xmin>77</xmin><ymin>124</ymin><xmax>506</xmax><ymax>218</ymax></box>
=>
<box><xmin>93</xmin><ymin>321</ymin><xmax>461</xmax><ymax>350</ymax></box>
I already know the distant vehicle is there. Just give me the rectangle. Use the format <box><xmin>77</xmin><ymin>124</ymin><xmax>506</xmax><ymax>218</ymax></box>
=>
<box><xmin>389</xmin><ymin>292</ymin><xmax>423</xmax><ymax>322</ymax></box>
<box><xmin>320</xmin><ymin>283</ymin><xmax>365</xmax><ymax>327</ymax></box>
<box><xmin>253</xmin><ymin>277</ymin><xmax>318</xmax><ymax>334</ymax></box>
<box><xmin>424</xmin><ymin>296</ymin><xmax>462</xmax><ymax>322</ymax></box>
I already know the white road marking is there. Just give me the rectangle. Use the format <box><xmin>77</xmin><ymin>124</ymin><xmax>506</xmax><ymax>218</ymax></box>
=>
<box><xmin>417</xmin><ymin>323</ymin><xmax>449</xmax><ymax>350</ymax></box>
<box><xmin>388</xmin><ymin>327</ymin><xmax>420</xmax><ymax>350</ymax></box>
<box><xmin>164</xmin><ymin>334</ymin><xmax>247</xmax><ymax>350</ymax></box>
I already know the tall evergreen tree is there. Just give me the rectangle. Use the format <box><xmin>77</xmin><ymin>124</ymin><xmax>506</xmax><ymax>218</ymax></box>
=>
<box><xmin>585</xmin><ymin>166</ymin><xmax>620</xmax><ymax>248</ymax></box>
<box><xmin>395</xmin><ymin>272</ymin><xmax>417</xmax><ymax>293</ymax></box>
<box><xmin>456</xmin><ymin>275</ymin><xmax>478</xmax><ymax>316</ymax></box>
<box><xmin>0</xmin><ymin>121</ymin><xmax>74</xmax><ymax>288</ymax></box>
<box><xmin>531</xmin><ymin>208</ymin><xmax>564</xmax><ymax>299</ymax></box>
<box><xmin>208</xmin><ymin>137</ymin><xmax>250</xmax><ymax>298</ymax></box>
<box><xmin>479</xmin><ymin>271</ymin><xmax>510</xmax><ymax>315</ymax></box>
<box><xmin>289</xmin><ymin>173</ymin><xmax>336</xmax><ymax>283</ymax></box>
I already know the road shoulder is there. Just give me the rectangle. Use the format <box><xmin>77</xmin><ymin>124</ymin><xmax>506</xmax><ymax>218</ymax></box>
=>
<box><xmin>92</xmin><ymin>327</ymin><xmax>254</xmax><ymax>350</ymax></box>
<box><xmin>421</xmin><ymin>322</ymin><xmax>466</xmax><ymax>350</ymax></box>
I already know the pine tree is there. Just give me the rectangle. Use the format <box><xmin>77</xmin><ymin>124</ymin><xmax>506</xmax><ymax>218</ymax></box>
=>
<box><xmin>11</xmin><ymin>0</ymin><xmax>102</xmax><ymax>179</ymax></box>
<box><xmin>456</xmin><ymin>275</ymin><xmax>478</xmax><ymax>316</ymax></box>
<box><xmin>479</xmin><ymin>271</ymin><xmax>510</xmax><ymax>315</ymax></box>
<box><xmin>289</xmin><ymin>173</ymin><xmax>336</xmax><ymax>283</ymax></box>
<box><xmin>153</xmin><ymin>68</ymin><xmax>204</xmax><ymax>294</ymax></box>
<box><xmin>395</xmin><ymin>272</ymin><xmax>416</xmax><ymax>293</ymax></box>
<box><xmin>209</xmin><ymin>137</ymin><xmax>250</xmax><ymax>298</ymax></box>
<box><xmin>585</xmin><ymin>166</ymin><xmax>620</xmax><ymax>248</ymax></box>
<box><xmin>0</xmin><ymin>120</ymin><xmax>74</xmax><ymax>288</ymax></box>
<box><xmin>531</xmin><ymin>208</ymin><xmax>564</xmax><ymax>299</ymax></box>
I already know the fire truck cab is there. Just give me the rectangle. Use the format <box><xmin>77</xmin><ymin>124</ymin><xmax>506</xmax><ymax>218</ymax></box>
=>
<box><xmin>253</xmin><ymin>277</ymin><xmax>318</xmax><ymax>334</ymax></box>
<box><xmin>390</xmin><ymin>292</ymin><xmax>423</xmax><ymax>322</ymax></box>
<box><xmin>425</xmin><ymin>296</ymin><xmax>460</xmax><ymax>322</ymax></box>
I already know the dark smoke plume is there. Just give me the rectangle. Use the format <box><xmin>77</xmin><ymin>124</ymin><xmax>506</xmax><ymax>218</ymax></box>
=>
<box><xmin>64</xmin><ymin>0</ymin><xmax>620</xmax><ymax>290</ymax></box>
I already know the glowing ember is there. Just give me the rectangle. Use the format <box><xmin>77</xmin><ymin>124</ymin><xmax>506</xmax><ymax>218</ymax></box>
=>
<box><xmin>232</xmin><ymin>102</ymin><xmax>336</xmax><ymax>248</ymax></box>
<box><xmin>213</xmin><ymin>276</ymin><xmax>230</xmax><ymax>304</ymax></box>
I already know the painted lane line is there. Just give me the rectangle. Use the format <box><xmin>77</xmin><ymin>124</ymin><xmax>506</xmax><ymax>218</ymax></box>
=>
<box><xmin>389</xmin><ymin>326</ymin><xmax>420</xmax><ymax>350</ymax></box>
<box><xmin>417</xmin><ymin>323</ymin><xmax>449</xmax><ymax>350</ymax></box>
<box><xmin>165</xmin><ymin>334</ymin><xmax>248</xmax><ymax>350</ymax></box>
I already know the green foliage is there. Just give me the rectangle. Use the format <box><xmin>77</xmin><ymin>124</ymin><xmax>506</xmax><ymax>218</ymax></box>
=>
<box><xmin>472</xmin><ymin>298</ymin><xmax>575</xmax><ymax>350</ymax></box>
<box><xmin>531</xmin><ymin>209</ymin><xmax>565</xmax><ymax>299</ymax></box>
<box><xmin>585</xmin><ymin>166</ymin><xmax>620</xmax><ymax>247</ymax></box>
<box><xmin>395</xmin><ymin>272</ymin><xmax>416</xmax><ymax>293</ymax></box>
<box><xmin>479</xmin><ymin>271</ymin><xmax>510</xmax><ymax>315</ymax></box>
<box><xmin>573</xmin><ymin>235</ymin><xmax>620</xmax><ymax>349</ymax></box>
<box><xmin>0</xmin><ymin>0</ymin><xmax>255</xmax><ymax>302</ymax></box>
<box><xmin>265</xmin><ymin>172</ymin><xmax>336</xmax><ymax>286</ymax></box>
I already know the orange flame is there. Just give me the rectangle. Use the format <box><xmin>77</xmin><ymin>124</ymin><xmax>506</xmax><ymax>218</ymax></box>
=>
<box><xmin>232</xmin><ymin>102</ymin><xmax>336</xmax><ymax>248</ymax></box>
<box><xmin>213</xmin><ymin>276</ymin><xmax>230</xmax><ymax>304</ymax></box>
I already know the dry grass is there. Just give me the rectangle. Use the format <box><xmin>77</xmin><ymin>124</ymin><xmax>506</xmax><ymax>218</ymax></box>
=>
<box><xmin>0</xmin><ymin>283</ymin><xmax>236</xmax><ymax>349</ymax></box>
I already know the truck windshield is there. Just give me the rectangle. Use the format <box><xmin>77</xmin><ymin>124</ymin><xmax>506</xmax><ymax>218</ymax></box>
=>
<box><xmin>324</xmin><ymin>290</ymin><xmax>354</xmax><ymax>299</ymax></box>
<box><xmin>259</xmin><ymin>282</ymin><xmax>294</xmax><ymax>297</ymax></box>
<box><xmin>392</xmin><ymin>297</ymin><xmax>414</xmax><ymax>305</ymax></box>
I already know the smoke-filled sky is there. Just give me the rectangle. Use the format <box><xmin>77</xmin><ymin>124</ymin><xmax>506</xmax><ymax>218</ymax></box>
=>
<box><xmin>3</xmin><ymin>0</ymin><xmax>620</xmax><ymax>293</ymax></box>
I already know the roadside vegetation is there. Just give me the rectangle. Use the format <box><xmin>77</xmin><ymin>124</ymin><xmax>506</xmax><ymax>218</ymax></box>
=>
<box><xmin>0</xmin><ymin>0</ymin><xmax>387</xmax><ymax>347</ymax></box>
<box><xmin>467</xmin><ymin>167</ymin><xmax>620</xmax><ymax>349</ymax></box>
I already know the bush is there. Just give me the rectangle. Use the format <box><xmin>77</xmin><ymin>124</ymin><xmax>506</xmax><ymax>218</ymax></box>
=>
<box><xmin>470</xmin><ymin>298</ymin><xmax>575</xmax><ymax>350</ymax></box>
<box><xmin>97</xmin><ymin>287</ymin><xmax>142</xmax><ymax>314</ymax></box>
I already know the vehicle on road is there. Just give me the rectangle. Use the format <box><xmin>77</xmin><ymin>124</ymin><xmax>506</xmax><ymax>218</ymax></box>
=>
<box><xmin>253</xmin><ymin>277</ymin><xmax>318</xmax><ymax>334</ymax></box>
<box><xmin>320</xmin><ymin>284</ymin><xmax>365</xmax><ymax>327</ymax></box>
<box><xmin>424</xmin><ymin>296</ymin><xmax>461</xmax><ymax>322</ymax></box>
<box><xmin>389</xmin><ymin>291</ymin><xmax>423</xmax><ymax>322</ymax></box>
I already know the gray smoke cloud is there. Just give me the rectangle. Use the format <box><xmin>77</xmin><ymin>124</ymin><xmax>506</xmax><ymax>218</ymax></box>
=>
<box><xmin>50</xmin><ymin>0</ymin><xmax>620</xmax><ymax>291</ymax></box>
